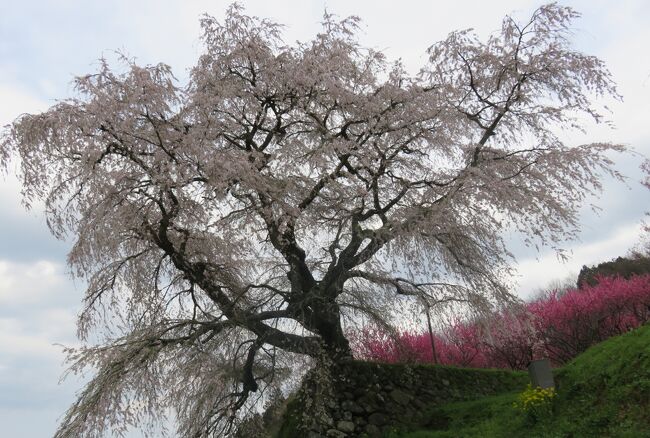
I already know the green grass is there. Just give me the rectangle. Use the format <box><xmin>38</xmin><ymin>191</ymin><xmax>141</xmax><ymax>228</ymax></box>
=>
<box><xmin>399</xmin><ymin>323</ymin><xmax>650</xmax><ymax>437</ymax></box>
<box><xmin>397</xmin><ymin>391</ymin><xmax>523</xmax><ymax>437</ymax></box>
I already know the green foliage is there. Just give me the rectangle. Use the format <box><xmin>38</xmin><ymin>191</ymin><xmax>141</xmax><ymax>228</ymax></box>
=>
<box><xmin>276</xmin><ymin>325</ymin><xmax>650</xmax><ymax>437</ymax></box>
<box><xmin>397</xmin><ymin>392</ymin><xmax>524</xmax><ymax>437</ymax></box>
<box><xmin>513</xmin><ymin>384</ymin><xmax>556</xmax><ymax>423</ymax></box>
<box><xmin>401</xmin><ymin>324</ymin><xmax>650</xmax><ymax>437</ymax></box>
<box><xmin>577</xmin><ymin>255</ymin><xmax>650</xmax><ymax>288</ymax></box>
<box><xmin>274</xmin><ymin>396</ymin><xmax>300</xmax><ymax>438</ymax></box>
<box><xmin>550</xmin><ymin>322</ymin><xmax>650</xmax><ymax>436</ymax></box>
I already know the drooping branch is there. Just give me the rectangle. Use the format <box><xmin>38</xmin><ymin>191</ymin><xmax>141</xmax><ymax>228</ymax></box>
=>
<box><xmin>0</xmin><ymin>3</ymin><xmax>626</xmax><ymax>437</ymax></box>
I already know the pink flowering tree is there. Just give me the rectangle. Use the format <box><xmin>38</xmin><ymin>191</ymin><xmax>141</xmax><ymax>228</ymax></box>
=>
<box><xmin>1</xmin><ymin>3</ymin><xmax>623</xmax><ymax>436</ymax></box>
<box><xmin>533</xmin><ymin>275</ymin><xmax>650</xmax><ymax>364</ymax></box>
<box><xmin>357</xmin><ymin>274</ymin><xmax>650</xmax><ymax>369</ymax></box>
<box><xmin>479</xmin><ymin>309</ymin><xmax>538</xmax><ymax>369</ymax></box>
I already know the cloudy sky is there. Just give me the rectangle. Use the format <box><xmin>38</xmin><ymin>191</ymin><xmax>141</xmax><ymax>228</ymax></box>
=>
<box><xmin>1</xmin><ymin>0</ymin><xmax>649</xmax><ymax>436</ymax></box>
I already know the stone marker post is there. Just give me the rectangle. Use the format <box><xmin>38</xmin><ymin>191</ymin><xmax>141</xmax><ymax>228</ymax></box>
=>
<box><xmin>528</xmin><ymin>359</ymin><xmax>555</xmax><ymax>389</ymax></box>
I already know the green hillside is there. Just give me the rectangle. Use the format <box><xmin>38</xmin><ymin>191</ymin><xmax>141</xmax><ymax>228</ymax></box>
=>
<box><xmin>271</xmin><ymin>324</ymin><xmax>650</xmax><ymax>437</ymax></box>
<box><xmin>400</xmin><ymin>323</ymin><xmax>650</xmax><ymax>437</ymax></box>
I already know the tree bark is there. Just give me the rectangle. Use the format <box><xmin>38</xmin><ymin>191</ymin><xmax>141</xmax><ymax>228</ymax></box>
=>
<box><xmin>309</xmin><ymin>295</ymin><xmax>352</xmax><ymax>360</ymax></box>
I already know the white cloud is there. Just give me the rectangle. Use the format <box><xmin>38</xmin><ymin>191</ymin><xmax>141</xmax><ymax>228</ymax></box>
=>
<box><xmin>0</xmin><ymin>84</ymin><xmax>48</xmax><ymax>127</ymax></box>
<box><xmin>513</xmin><ymin>221</ymin><xmax>644</xmax><ymax>299</ymax></box>
<box><xmin>0</xmin><ymin>408</ymin><xmax>64</xmax><ymax>438</ymax></box>
<box><xmin>81</xmin><ymin>0</ymin><xmax>544</xmax><ymax>78</ymax></box>
<box><xmin>0</xmin><ymin>260</ymin><xmax>74</xmax><ymax>308</ymax></box>
<box><xmin>0</xmin><ymin>173</ymin><xmax>30</xmax><ymax>218</ymax></box>
<box><xmin>0</xmin><ymin>85</ymin><xmax>51</xmax><ymax>216</ymax></box>
<box><xmin>0</xmin><ymin>260</ymin><xmax>81</xmax><ymax>435</ymax></box>
<box><xmin>0</xmin><ymin>319</ymin><xmax>63</xmax><ymax>360</ymax></box>
<box><xmin>0</xmin><ymin>259</ymin><xmax>79</xmax><ymax>367</ymax></box>
<box><xmin>0</xmin><ymin>258</ymin><xmax>79</xmax><ymax>369</ymax></box>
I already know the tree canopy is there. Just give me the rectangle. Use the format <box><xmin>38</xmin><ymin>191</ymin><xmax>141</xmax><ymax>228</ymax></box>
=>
<box><xmin>0</xmin><ymin>3</ymin><xmax>623</xmax><ymax>436</ymax></box>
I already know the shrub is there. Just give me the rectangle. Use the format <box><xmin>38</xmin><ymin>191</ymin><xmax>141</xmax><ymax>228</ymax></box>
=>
<box><xmin>533</xmin><ymin>275</ymin><xmax>650</xmax><ymax>364</ymax></box>
<box><xmin>513</xmin><ymin>384</ymin><xmax>556</xmax><ymax>422</ymax></box>
<box><xmin>353</xmin><ymin>274</ymin><xmax>650</xmax><ymax>369</ymax></box>
<box><xmin>577</xmin><ymin>255</ymin><xmax>650</xmax><ymax>288</ymax></box>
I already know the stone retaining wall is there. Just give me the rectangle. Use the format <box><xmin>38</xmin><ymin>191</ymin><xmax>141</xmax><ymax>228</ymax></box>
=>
<box><xmin>279</xmin><ymin>360</ymin><xmax>527</xmax><ymax>437</ymax></box>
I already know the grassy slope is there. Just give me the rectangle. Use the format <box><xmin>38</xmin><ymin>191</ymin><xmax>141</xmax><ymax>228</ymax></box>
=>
<box><xmin>399</xmin><ymin>323</ymin><xmax>650</xmax><ymax>438</ymax></box>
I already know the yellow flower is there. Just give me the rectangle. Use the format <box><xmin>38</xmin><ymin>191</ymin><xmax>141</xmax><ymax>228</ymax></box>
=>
<box><xmin>514</xmin><ymin>384</ymin><xmax>556</xmax><ymax>418</ymax></box>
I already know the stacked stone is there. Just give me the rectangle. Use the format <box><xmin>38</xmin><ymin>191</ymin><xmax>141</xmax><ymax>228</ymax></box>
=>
<box><xmin>285</xmin><ymin>361</ymin><xmax>528</xmax><ymax>437</ymax></box>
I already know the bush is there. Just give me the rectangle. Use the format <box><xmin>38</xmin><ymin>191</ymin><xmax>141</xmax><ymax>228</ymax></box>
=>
<box><xmin>513</xmin><ymin>384</ymin><xmax>556</xmax><ymax>422</ymax></box>
<box><xmin>577</xmin><ymin>255</ymin><xmax>650</xmax><ymax>288</ymax></box>
<box><xmin>353</xmin><ymin>274</ymin><xmax>650</xmax><ymax>369</ymax></box>
<box><xmin>533</xmin><ymin>275</ymin><xmax>650</xmax><ymax>363</ymax></box>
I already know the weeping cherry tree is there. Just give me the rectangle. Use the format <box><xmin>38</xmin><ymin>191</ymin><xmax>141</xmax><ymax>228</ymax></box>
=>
<box><xmin>0</xmin><ymin>3</ymin><xmax>624</xmax><ymax>436</ymax></box>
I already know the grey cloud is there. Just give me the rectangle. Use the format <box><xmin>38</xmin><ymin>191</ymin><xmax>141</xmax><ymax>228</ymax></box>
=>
<box><xmin>0</xmin><ymin>215</ymin><xmax>68</xmax><ymax>263</ymax></box>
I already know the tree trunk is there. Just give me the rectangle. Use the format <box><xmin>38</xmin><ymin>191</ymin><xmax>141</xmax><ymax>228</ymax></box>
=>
<box><xmin>311</xmin><ymin>298</ymin><xmax>352</xmax><ymax>361</ymax></box>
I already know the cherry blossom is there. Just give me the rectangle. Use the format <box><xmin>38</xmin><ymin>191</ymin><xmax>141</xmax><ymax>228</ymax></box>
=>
<box><xmin>0</xmin><ymin>3</ymin><xmax>624</xmax><ymax>436</ymax></box>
